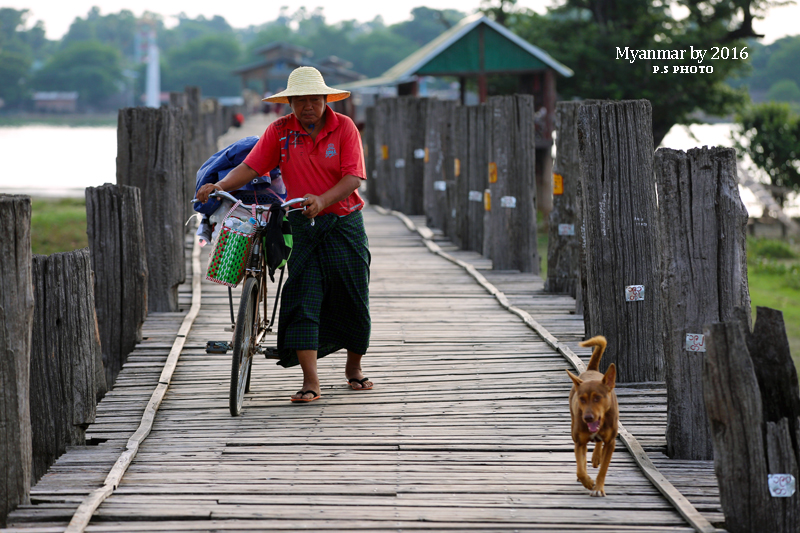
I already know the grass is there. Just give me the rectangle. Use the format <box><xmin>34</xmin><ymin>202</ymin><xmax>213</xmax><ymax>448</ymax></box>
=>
<box><xmin>30</xmin><ymin>197</ymin><xmax>88</xmax><ymax>256</ymax></box>
<box><xmin>747</xmin><ymin>236</ymin><xmax>800</xmax><ymax>371</ymax></box>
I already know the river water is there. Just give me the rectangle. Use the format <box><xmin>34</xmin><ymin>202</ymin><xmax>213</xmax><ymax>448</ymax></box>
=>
<box><xmin>0</xmin><ymin>121</ymin><xmax>782</xmax><ymax>214</ymax></box>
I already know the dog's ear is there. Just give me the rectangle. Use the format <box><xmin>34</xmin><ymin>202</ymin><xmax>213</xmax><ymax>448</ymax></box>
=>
<box><xmin>566</xmin><ymin>369</ymin><xmax>583</xmax><ymax>386</ymax></box>
<box><xmin>602</xmin><ymin>363</ymin><xmax>616</xmax><ymax>390</ymax></box>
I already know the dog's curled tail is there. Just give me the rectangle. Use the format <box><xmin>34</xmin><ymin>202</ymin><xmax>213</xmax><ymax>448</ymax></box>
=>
<box><xmin>579</xmin><ymin>335</ymin><xmax>607</xmax><ymax>371</ymax></box>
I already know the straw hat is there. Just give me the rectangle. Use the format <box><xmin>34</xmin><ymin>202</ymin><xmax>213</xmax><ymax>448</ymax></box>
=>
<box><xmin>262</xmin><ymin>67</ymin><xmax>350</xmax><ymax>104</ymax></box>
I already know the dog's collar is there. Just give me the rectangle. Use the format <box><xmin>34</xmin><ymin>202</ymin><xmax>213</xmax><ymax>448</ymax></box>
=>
<box><xmin>589</xmin><ymin>431</ymin><xmax>601</xmax><ymax>442</ymax></box>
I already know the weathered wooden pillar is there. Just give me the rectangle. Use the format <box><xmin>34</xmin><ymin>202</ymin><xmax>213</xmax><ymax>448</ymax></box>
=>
<box><xmin>464</xmin><ymin>105</ymin><xmax>488</xmax><ymax>253</ymax></box>
<box><xmin>452</xmin><ymin>106</ymin><xmax>469</xmax><ymax>249</ymax></box>
<box><xmin>169</xmin><ymin>91</ymin><xmax>196</xmax><ymax>226</ymax></box>
<box><xmin>85</xmin><ymin>183</ymin><xmax>149</xmax><ymax>388</ymax></box>
<box><xmin>578</xmin><ymin>99</ymin><xmax>661</xmax><ymax>382</ymax></box>
<box><xmin>704</xmin><ymin>308</ymin><xmax>800</xmax><ymax>533</ymax></box>
<box><xmin>485</xmin><ymin>94</ymin><xmax>538</xmax><ymax>273</ymax></box>
<box><xmin>402</xmin><ymin>97</ymin><xmax>427</xmax><ymax>216</ymax></box>
<box><xmin>117</xmin><ymin>106</ymin><xmax>187</xmax><ymax>312</ymax></box>
<box><xmin>363</xmin><ymin>106</ymin><xmax>378</xmax><ymax>206</ymax></box>
<box><xmin>30</xmin><ymin>249</ymin><xmax>106</xmax><ymax>484</ymax></box>
<box><xmin>656</xmin><ymin>146</ymin><xmax>751</xmax><ymax>459</ymax></box>
<box><xmin>0</xmin><ymin>195</ymin><xmax>34</xmax><ymax>527</ymax></box>
<box><xmin>385</xmin><ymin>98</ymin><xmax>405</xmax><ymax>212</ymax></box>
<box><xmin>545</xmin><ymin>101</ymin><xmax>581</xmax><ymax>295</ymax></box>
<box><xmin>424</xmin><ymin>99</ymin><xmax>456</xmax><ymax>232</ymax></box>
<box><xmin>374</xmin><ymin>98</ymin><xmax>392</xmax><ymax>209</ymax></box>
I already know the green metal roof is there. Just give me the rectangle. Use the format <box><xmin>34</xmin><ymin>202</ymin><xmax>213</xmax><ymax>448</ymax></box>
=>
<box><xmin>338</xmin><ymin>14</ymin><xmax>572</xmax><ymax>90</ymax></box>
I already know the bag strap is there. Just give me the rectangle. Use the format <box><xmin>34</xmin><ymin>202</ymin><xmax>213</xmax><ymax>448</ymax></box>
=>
<box><xmin>223</xmin><ymin>199</ymin><xmax>243</xmax><ymax>221</ymax></box>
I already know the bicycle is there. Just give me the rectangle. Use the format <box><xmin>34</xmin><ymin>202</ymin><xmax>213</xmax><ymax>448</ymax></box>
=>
<box><xmin>193</xmin><ymin>190</ymin><xmax>307</xmax><ymax>416</ymax></box>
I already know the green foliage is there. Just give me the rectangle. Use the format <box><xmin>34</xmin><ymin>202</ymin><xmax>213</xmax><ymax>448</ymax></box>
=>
<box><xmin>501</xmin><ymin>0</ymin><xmax>766</xmax><ymax>145</ymax></box>
<box><xmin>61</xmin><ymin>7</ymin><xmax>138</xmax><ymax>59</ymax></box>
<box><xmin>0</xmin><ymin>8</ymin><xmax>51</xmax><ymax>106</ymax></box>
<box><xmin>32</xmin><ymin>41</ymin><xmax>123</xmax><ymax>104</ymax></box>
<box><xmin>767</xmin><ymin>79</ymin><xmax>800</xmax><ymax>102</ymax></box>
<box><xmin>748</xmin><ymin>236</ymin><xmax>798</xmax><ymax>260</ymax></box>
<box><xmin>733</xmin><ymin>102</ymin><xmax>800</xmax><ymax>198</ymax></box>
<box><xmin>30</xmin><ymin>198</ymin><xmax>88</xmax><ymax>256</ymax></box>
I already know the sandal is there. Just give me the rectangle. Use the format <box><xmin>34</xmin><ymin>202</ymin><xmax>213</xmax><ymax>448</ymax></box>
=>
<box><xmin>347</xmin><ymin>377</ymin><xmax>373</xmax><ymax>390</ymax></box>
<box><xmin>290</xmin><ymin>390</ymin><xmax>320</xmax><ymax>403</ymax></box>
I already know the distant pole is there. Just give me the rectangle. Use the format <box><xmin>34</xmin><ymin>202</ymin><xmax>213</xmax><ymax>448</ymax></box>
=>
<box><xmin>145</xmin><ymin>28</ymin><xmax>160</xmax><ymax>108</ymax></box>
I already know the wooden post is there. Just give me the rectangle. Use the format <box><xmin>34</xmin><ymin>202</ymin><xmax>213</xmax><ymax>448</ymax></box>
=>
<box><xmin>363</xmin><ymin>106</ymin><xmax>378</xmax><ymax>206</ymax></box>
<box><xmin>577</xmin><ymin>100</ymin><xmax>661</xmax><ymax>382</ymax></box>
<box><xmin>704</xmin><ymin>308</ymin><xmax>800</xmax><ymax>533</ymax></box>
<box><xmin>452</xmin><ymin>106</ymin><xmax>469</xmax><ymax>249</ymax></box>
<box><xmin>85</xmin><ymin>184</ymin><xmax>149</xmax><ymax>388</ymax></box>
<box><xmin>403</xmin><ymin>97</ymin><xmax>427</xmax><ymax>216</ymax></box>
<box><xmin>170</xmin><ymin>91</ymin><xmax>196</xmax><ymax>227</ymax></box>
<box><xmin>656</xmin><ymin>146</ymin><xmax>751</xmax><ymax>459</ymax></box>
<box><xmin>486</xmin><ymin>95</ymin><xmax>538</xmax><ymax>273</ymax></box>
<box><xmin>117</xmin><ymin>106</ymin><xmax>187</xmax><ymax>312</ymax></box>
<box><xmin>30</xmin><ymin>249</ymin><xmax>106</xmax><ymax>484</ymax></box>
<box><xmin>545</xmin><ymin>102</ymin><xmax>581</xmax><ymax>295</ymax></box>
<box><xmin>465</xmin><ymin>105</ymin><xmax>488</xmax><ymax>254</ymax></box>
<box><xmin>374</xmin><ymin>98</ymin><xmax>392</xmax><ymax>209</ymax></box>
<box><xmin>423</xmin><ymin>99</ymin><xmax>456</xmax><ymax>232</ymax></box>
<box><xmin>0</xmin><ymin>195</ymin><xmax>34</xmax><ymax>527</ymax></box>
<box><xmin>386</xmin><ymin>98</ymin><xmax>405</xmax><ymax>212</ymax></box>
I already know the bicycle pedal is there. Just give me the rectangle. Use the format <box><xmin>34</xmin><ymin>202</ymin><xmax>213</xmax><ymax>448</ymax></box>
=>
<box><xmin>205</xmin><ymin>341</ymin><xmax>230</xmax><ymax>354</ymax></box>
<box><xmin>263</xmin><ymin>346</ymin><xmax>280</xmax><ymax>360</ymax></box>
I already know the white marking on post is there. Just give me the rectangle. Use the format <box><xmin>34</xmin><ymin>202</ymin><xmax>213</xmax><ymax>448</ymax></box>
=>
<box><xmin>414</xmin><ymin>148</ymin><xmax>426</xmax><ymax>159</ymax></box>
<box><xmin>768</xmin><ymin>474</ymin><xmax>796</xmax><ymax>497</ymax></box>
<box><xmin>558</xmin><ymin>224</ymin><xmax>575</xmax><ymax>236</ymax></box>
<box><xmin>685</xmin><ymin>334</ymin><xmax>706</xmax><ymax>352</ymax></box>
<box><xmin>625</xmin><ymin>285</ymin><xmax>645</xmax><ymax>301</ymax></box>
<box><xmin>500</xmin><ymin>196</ymin><xmax>516</xmax><ymax>208</ymax></box>
<box><xmin>395</xmin><ymin>158</ymin><xmax>405</xmax><ymax>168</ymax></box>
<box><xmin>433</xmin><ymin>181</ymin><xmax>446</xmax><ymax>191</ymax></box>
<box><xmin>468</xmin><ymin>190</ymin><xmax>483</xmax><ymax>202</ymax></box>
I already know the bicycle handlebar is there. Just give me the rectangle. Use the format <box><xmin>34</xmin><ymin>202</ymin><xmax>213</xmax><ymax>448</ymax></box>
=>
<box><xmin>191</xmin><ymin>191</ymin><xmax>306</xmax><ymax>210</ymax></box>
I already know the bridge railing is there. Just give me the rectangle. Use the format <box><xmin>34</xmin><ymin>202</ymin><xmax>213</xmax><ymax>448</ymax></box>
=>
<box><xmin>367</xmin><ymin>96</ymin><xmax>799</xmax><ymax>524</ymax></box>
<box><xmin>0</xmin><ymin>87</ymin><xmax>238</xmax><ymax>526</ymax></box>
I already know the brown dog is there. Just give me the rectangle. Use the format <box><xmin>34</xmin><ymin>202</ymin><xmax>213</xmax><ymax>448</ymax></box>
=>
<box><xmin>566</xmin><ymin>335</ymin><xmax>618</xmax><ymax>497</ymax></box>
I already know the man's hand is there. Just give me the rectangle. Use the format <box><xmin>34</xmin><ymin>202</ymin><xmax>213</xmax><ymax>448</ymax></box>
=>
<box><xmin>301</xmin><ymin>194</ymin><xmax>324</xmax><ymax>218</ymax></box>
<box><xmin>196</xmin><ymin>183</ymin><xmax>221</xmax><ymax>203</ymax></box>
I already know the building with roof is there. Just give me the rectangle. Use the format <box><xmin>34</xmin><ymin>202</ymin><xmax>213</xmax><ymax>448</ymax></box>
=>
<box><xmin>338</xmin><ymin>14</ymin><xmax>572</xmax><ymax>145</ymax></box>
<box><xmin>233</xmin><ymin>42</ymin><xmax>365</xmax><ymax>97</ymax></box>
<box><xmin>338</xmin><ymin>14</ymin><xmax>573</xmax><ymax>213</ymax></box>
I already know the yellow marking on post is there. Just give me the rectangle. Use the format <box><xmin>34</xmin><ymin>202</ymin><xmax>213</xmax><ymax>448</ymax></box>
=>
<box><xmin>381</xmin><ymin>145</ymin><xmax>389</xmax><ymax>160</ymax></box>
<box><xmin>553</xmin><ymin>173</ymin><xmax>564</xmax><ymax>195</ymax></box>
<box><xmin>488</xmin><ymin>162</ymin><xmax>497</xmax><ymax>184</ymax></box>
<box><xmin>454</xmin><ymin>158</ymin><xmax>461</xmax><ymax>177</ymax></box>
<box><xmin>484</xmin><ymin>189</ymin><xmax>491</xmax><ymax>211</ymax></box>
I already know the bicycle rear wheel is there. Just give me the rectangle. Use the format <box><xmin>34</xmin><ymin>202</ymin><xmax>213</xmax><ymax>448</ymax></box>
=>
<box><xmin>230</xmin><ymin>276</ymin><xmax>259</xmax><ymax>416</ymax></box>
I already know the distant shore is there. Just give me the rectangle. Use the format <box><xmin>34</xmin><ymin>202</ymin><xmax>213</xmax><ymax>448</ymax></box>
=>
<box><xmin>0</xmin><ymin>112</ymin><xmax>117</xmax><ymax>127</ymax></box>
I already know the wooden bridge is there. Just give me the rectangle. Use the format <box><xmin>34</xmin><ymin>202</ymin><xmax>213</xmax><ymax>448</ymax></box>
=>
<box><xmin>3</xmin><ymin>207</ymin><xmax>723</xmax><ymax>532</ymax></box>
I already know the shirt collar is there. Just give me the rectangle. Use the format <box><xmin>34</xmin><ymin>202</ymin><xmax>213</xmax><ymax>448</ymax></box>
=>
<box><xmin>287</xmin><ymin>105</ymin><xmax>339</xmax><ymax>138</ymax></box>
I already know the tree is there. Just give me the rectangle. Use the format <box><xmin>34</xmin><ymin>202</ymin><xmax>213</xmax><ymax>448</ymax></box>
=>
<box><xmin>767</xmin><ymin>79</ymin><xmax>800</xmax><ymax>102</ymax></box>
<box><xmin>61</xmin><ymin>7</ymin><xmax>138</xmax><ymax>61</ymax></box>
<box><xmin>32</xmin><ymin>41</ymin><xmax>123</xmax><ymax>105</ymax></box>
<box><xmin>499</xmin><ymin>0</ymin><xmax>783</xmax><ymax>145</ymax></box>
<box><xmin>0</xmin><ymin>8</ymin><xmax>51</xmax><ymax>106</ymax></box>
<box><xmin>162</xmin><ymin>34</ymin><xmax>243</xmax><ymax>96</ymax></box>
<box><xmin>733</xmin><ymin>102</ymin><xmax>800</xmax><ymax>205</ymax></box>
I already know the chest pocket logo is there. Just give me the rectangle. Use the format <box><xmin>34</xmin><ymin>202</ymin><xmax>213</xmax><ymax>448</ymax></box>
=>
<box><xmin>325</xmin><ymin>143</ymin><xmax>337</xmax><ymax>158</ymax></box>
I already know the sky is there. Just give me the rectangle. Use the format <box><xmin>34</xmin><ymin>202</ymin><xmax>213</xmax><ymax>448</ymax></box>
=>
<box><xmin>6</xmin><ymin>0</ymin><xmax>799</xmax><ymax>44</ymax></box>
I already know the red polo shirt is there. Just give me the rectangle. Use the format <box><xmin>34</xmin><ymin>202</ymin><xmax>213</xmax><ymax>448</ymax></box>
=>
<box><xmin>244</xmin><ymin>107</ymin><xmax>366</xmax><ymax>217</ymax></box>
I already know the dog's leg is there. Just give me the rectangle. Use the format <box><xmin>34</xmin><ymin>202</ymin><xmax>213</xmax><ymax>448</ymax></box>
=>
<box><xmin>591</xmin><ymin>441</ymin><xmax>603</xmax><ymax>468</ymax></box>
<box><xmin>590</xmin><ymin>438</ymin><xmax>616</xmax><ymax>497</ymax></box>
<box><xmin>574</xmin><ymin>443</ymin><xmax>594</xmax><ymax>490</ymax></box>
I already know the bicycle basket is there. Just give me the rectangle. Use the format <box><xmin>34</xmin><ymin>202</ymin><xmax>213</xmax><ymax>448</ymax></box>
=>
<box><xmin>205</xmin><ymin>201</ymin><xmax>257</xmax><ymax>288</ymax></box>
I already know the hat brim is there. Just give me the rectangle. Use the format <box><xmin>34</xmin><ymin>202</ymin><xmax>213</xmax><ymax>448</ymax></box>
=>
<box><xmin>262</xmin><ymin>90</ymin><xmax>350</xmax><ymax>104</ymax></box>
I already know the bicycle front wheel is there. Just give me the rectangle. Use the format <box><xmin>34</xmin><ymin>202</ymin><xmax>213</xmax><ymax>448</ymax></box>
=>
<box><xmin>230</xmin><ymin>276</ymin><xmax>259</xmax><ymax>416</ymax></box>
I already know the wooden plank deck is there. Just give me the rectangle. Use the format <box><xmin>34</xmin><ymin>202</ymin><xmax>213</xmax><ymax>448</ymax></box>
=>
<box><xmin>4</xmin><ymin>207</ymin><xmax>724</xmax><ymax>532</ymax></box>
